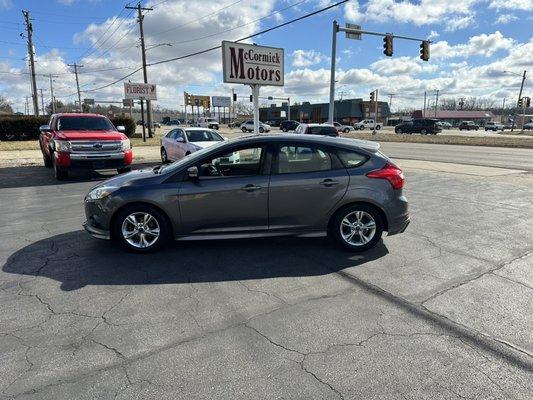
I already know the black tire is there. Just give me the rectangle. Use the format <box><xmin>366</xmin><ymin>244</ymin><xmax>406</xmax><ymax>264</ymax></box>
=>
<box><xmin>117</xmin><ymin>167</ymin><xmax>131</xmax><ymax>174</ymax></box>
<box><xmin>161</xmin><ymin>147</ymin><xmax>168</xmax><ymax>163</ymax></box>
<box><xmin>360</xmin><ymin>126</ymin><xmax>365</xmax><ymax>130</ymax></box>
<box><xmin>282</xmin><ymin>128</ymin><xmax>288</xmax><ymax>132</ymax></box>
<box><xmin>395</xmin><ymin>128</ymin><xmax>402</xmax><ymax>134</ymax></box>
<box><xmin>259</xmin><ymin>127</ymin><xmax>264</xmax><ymax>133</ymax></box>
<box><xmin>241</xmin><ymin>127</ymin><xmax>247</xmax><ymax>132</ymax></box>
<box><xmin>421</xmin><ymin>128</ymin><xmax>427</xmax><ymax>135</ymax></box>
<box><xmin>343</xmin><ymin>128</ymin><xmax>349</xmax><ymax>133</ymax></box>
<box><xmin>42</xmin><ymin>146</ymin><xmax>52</xmax><ymax>168</ymax></box>
<box><xmin>376</xmin><ymin>125</ymin><xmax>381</xmax><ymax>130</ymax></box>
<box><xmin>52</xmin><ymin>154</ymin><xmax>68</xmax><ymax>180</ymax></box>
<box><xmin>329</xmin><ymin>204</ymin><xmax>384</xmax><ymax>252</ymax></box>
<box><xmin>112</xmin><ymin>204</ymin><xmax>170</xmax><ymax>253</ymax></box>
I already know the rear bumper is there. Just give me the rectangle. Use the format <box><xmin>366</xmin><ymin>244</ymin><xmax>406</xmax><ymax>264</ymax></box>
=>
<box><xmin>388</xmin><ymin>217</ymin><xmax>410</xmax><ymax>236</ymax></box>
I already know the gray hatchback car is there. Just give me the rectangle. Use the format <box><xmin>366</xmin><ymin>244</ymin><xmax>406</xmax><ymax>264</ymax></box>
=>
<box><xmin>83</xmin><ymin>134</ymin><xmax>409</xmax><ymax>252</ymax></box>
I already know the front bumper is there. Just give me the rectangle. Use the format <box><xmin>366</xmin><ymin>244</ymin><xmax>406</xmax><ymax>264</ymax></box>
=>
<box><xmin>56</xmin><ymin>150</ymin><xmax>133</xmax><ymax>169</ymax></box>
<box><xmin>83</xmin><ymin>221</ymin><xmax>110</xmax><ymax>240</ymax></box>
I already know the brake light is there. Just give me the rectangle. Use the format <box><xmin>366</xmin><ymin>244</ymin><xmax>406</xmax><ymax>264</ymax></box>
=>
<box><xmin>366</xmin><ymin>163</ymin><xmax>405</xmax><ymax>189</ymax></box>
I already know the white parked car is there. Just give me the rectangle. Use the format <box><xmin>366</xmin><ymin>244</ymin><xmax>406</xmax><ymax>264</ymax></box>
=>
<box><xmin>353</xmin><ymin>119</ymin><xmax>382</xmax><ymax>130</ymax></box>
<box><xmin>240</xmin><ymin>120</ymin><xmax>271</xmax><ymax>133</ymax></box>
<box><xmin>195</xmin><ymin>117</ymin><xmax>219</xmax><ymax>130</ymax></box>
<box><xmin>331</xmin><ymin>122</ymin><xmax>353</xmax><ymax>133</ymax></box>
<box><xmin>484</xmin><ymin>122</ymin><xmax>505</xmax><ymax>131</ymax></box>
<box><xmin>160</xmin><ymin>127</ymin><xmax>238</xmax><ymax>163</ymax></box>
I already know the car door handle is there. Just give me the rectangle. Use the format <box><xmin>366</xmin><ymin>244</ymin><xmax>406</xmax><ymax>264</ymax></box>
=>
<box><xmin>319</xmin><ymin>179</ymin><xmax>339</xmax><ymax>187</ymax></box>
<box><xmin>241</xmin><ymin>184</ymin><xmax>262</xmax><ymax>192</ymax></box>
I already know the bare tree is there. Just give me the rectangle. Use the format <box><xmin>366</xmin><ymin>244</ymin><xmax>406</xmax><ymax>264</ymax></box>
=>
<box><xmin>0</xmin><ymin>95</ymin><xmax>13</xmax><ymax>114</ymax></box>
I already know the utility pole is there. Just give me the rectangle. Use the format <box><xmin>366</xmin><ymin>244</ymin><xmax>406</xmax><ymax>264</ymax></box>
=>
<box><xmin>67</xmin><ymin>63</ymin><xmax>83</xmax><ymax>112</ymax></box>
<box><xmin>434</xmin><ymin>89</ymin><xmax>439</xmax><ymax>118</ymax></box>
<box><xmin>48</xmin><ymin>74</ymin><xmax>57</xmax><ymax>114</ymax></box>
<box><xmin>328</xmin><ymin>20</ymin><xmax>339</xmax><ymax>124</ymax></box>
<box><xmin>126</xmin><ymin>2</ymin><xmax>154</xmax><ymax>138</ymax></box>
<box><xmin>373</xmin><ymin>89</ymin><xmax>379</xmax><ymax>135</ymax></box>
<box><xmin>423</xmin><ymin>91</ymin><xmax>427</xmax><ymax>118</ymax></box>
<box><xmin>38</xmin><ymin>88</ymin><xmax>45</xmax><ymax>114</ymax></box>
<box><xmin>511</xmin><ymin>70</ymin><xmax>527</xmax><ymax>132</ymax></box>
<box><xmin>388</xmin><ymin>93</ymin><xmax>395</xmax><ymax>108</ymax></box>
<box><xmin>22</xmin><ymin>10</ymin><xmax>39</xmax><ymax>116</ymax></box>
<box><xmin>25</xmin><ymin>96</ymin><xmax>29</xmax><ymax>115</ymax></box>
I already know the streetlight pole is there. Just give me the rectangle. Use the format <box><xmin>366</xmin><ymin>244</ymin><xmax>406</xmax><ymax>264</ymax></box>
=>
<box><xmin>504</xmin><ymin>70</ymin><xmax>527</xmax><ymax>132</ymax></box>
<box><xmin>328</xmin><ymin>20</ymin><xmax>339</xmax><ymax>124</ymax></box>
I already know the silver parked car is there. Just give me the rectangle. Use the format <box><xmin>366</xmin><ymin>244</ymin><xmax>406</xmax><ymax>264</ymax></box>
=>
<box><xmin>84</xmin><ymin>134</ymin><xmax>409</xmax><ymax>252</ymax></box>
<box><xmin>160</xmin><ymin>127</ymin><xmax>230</xmax><ymax>163</ymax></box>
<box><xmin>240</xmin><ymin>120</ymin><xmax>271</xmax><ymax>133</ymax></box>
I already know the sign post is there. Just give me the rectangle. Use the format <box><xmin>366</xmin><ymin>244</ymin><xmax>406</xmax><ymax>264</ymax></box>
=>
<box><xmin>222</xmin><ymin>41</ymin><xmax>284</xmax><ymax>134</ymax></box>
<box><xmin>124</xmin><ymin>83</ymin><xmax>157</xmax><ymax>142</ymax></box>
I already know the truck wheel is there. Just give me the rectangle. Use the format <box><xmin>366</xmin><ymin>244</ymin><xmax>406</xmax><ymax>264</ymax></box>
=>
<box><xmin>376</xmin><ymin>125</ymin><xmax>381</xmax><ymax>130</ymax></box>
<box><xmin>395</xmin><ymin>128</ymin><xmax>402</xmax><ymax>134</ymax></box>
<box><xmin>53</xmin><ymin>157</ymin><xmax>68</xmax><ymax>180</ymax></box>
<box><xmin>42</xmin><ymin>146</ymin><xmax>52</xmax><ymax>168</ymax></box>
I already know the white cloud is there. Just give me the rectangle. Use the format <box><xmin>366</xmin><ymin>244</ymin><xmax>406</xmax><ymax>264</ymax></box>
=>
<box><xmin>432</xmin><ymin>31</ymin><xmax>515</xmax><ymax>59</ymax></box>
<box><xmin>445</xmin><ymin>15</ymin><xmax>474</xmax><ymax>31</ymax></box>
<box><xmin>489</xmin><ymin>0</ymin><xmax>533</xmax><ymax>10</ymax></box>
<box><xmin>494</xmin><ymin>14</ymin><xmax>518</xmax><ymax>24</ymax></box>
<box><xmin>292</xmin><ymin>50</ymin><xmax>329</xmax><ymax>67</ymax></box>
<box><xmin>371</xmin><ymin>57</ymin><xmax>438</xmax><ymax>76</ymax></box>
<box><xmin>0</xmin><ymin>0</ymin><xmax>12</xmax><ymax>10</ymax></box>
<box><xmin>428</xmin><ymin>31</ymin><xmax>440</xmax><ymax>40</ymax></box>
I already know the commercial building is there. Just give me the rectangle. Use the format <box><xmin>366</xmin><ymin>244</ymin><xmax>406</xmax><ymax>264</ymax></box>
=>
<box><xmin>411</xmin><ymin>110</ymin><xmax>496</xmax><ymax>125</ymax></box>
<box><xmin>259</xmin><ymin>98</ymin><xmax>390</xmax><ymax>124</ymax></box>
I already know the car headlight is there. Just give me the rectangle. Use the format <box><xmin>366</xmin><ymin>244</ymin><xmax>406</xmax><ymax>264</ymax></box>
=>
<box><xmin>120</xmin><ymin>139</ymin><xmax>131</xmax><ymax>151</ymax></box>
<box><xmin>54</xmin><ymin>140</ymin><xmax>71</xmax><ymax>152</ymax></box>
<box><xmin>86</xmin><ymin>186</ymin><xmax>118</xmax><ymax>200</ymax></box>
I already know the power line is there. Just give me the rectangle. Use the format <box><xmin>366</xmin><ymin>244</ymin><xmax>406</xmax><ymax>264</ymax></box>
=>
<box><xmin>82</xmin><ymin>0</ymin><xmax>348</xmax><ymax>93</ymax></box>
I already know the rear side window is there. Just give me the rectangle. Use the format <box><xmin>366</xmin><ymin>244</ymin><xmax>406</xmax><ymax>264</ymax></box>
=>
<box><xmin>336</xmin><ymin>149</ymin><xmax>368</xmax><ymax>168</ymax></box>
<box><xmin>277</xmin><ymin>145</ymin><xmax>332</xmax><ymax>174</ymax></box>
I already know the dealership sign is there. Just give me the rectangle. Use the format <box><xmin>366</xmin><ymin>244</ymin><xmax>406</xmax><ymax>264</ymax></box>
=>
<box><xmin>124</xmin><ymin>82</ymin><xmax>157</xmax><ymax>100</ymax></box>
<box><xmin>222</xmin><ymin>41</ymin><xmax>284</xmax><ymax>86</ymax></box>
<box><xmin>212</xmin><ymin>96</ymin><xmax>231</xmax><ymax>107</ymax></box>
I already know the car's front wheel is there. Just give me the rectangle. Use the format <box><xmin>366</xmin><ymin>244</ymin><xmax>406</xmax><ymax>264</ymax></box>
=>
<box><xmin>359</xmin><ymin>126</ymin><xmax>365</xmax><ymax>130</ymax></box>
<box><xmin>259</xmin><ymin>127</ymin><xmax>264</xmax><ymax>133</ymax></box>
<box><xmin>330</xmin><ymin>204</ymin><xmax>384</xmax><ymax>252</ymax></box>
<box><xmin>421</xmin><ymin>128</ymin><xmax>427</xmax><ymax>135</ymax></box>
<box><xmin>52</xmin><ymin>154</ymin><xmax>68</xmax><ymax>180</ymax></box>
<box><xmin>113</xmin><ymin>205</ymin><xmax>170</xmax><ymax>253</ymax></box>
<box><xmin>395</xmin><ymin>128</ymin><xmax>402</xmax><ymax>134</ymax></box>
<box><xmin>282</xmin><ymin>128</ymin><xmax>288</xmax><ymax>132</ymax></box>
<box><xmin>241</xmin><ymin>127</ymin><xmax>247</xmax><ymax>132</ymax></box>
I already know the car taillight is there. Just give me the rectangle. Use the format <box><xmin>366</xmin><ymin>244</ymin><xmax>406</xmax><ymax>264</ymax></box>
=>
<box><xmin>366</xmin><ymin>163</ymin><xmax>405</xmax><ymax>189</ymax></box>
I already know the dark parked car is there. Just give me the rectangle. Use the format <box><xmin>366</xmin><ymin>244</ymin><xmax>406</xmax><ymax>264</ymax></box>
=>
<box><xmin>394</xmin><ymin>119</ymin><xmax>442</xmax><ymax>135</ymax></box>
<box><xmin>458</xmin><ymin>121</ymin><xmax>479</xmax><ymax>131</ymax></box>
<box><xmin>84</xmin><ymin>135</ymin><xmax>409</xmax><ymax>253</ymax></box>
<box><xmin>280</xmin><ymin>120</ymin><xmax>300</xmax><ymax>132</ymax></box>
<box><xmin>295</xmin><ymin>123</ymin><xmax>339</xmax><ymax>136</ymax></box>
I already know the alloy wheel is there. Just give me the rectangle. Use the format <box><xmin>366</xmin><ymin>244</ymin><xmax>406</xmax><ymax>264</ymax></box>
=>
<box><xmin>121</xmin><ymin>212</ymin><xmax>160</xmax><ymax>249</ymax></box>
<box><xmin>340</xmin><ymin>211</ymin><xmax>377</xmax><ymax>246</ymax></box>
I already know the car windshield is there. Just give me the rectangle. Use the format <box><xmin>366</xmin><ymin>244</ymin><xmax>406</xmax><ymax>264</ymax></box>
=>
<box><xmin>185</xmin><ymin>130</ymin><xmax>223</xmax><ymax>142</ymax></box>
<box><xmin>159</xmin><ymin>140</ymin><xmax>228</xmax><ymax>174</ymax></box>
<box><xmin>57</xmin><ymin>116</ymin><xmax>115</xmax><ymax>131</ymax></box>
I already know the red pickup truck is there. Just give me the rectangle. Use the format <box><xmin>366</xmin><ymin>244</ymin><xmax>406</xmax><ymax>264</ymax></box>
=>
<box><xmin>39</xmin><ymin>113</ymin><xmax>133</xmax><ymax>180</ymax></box>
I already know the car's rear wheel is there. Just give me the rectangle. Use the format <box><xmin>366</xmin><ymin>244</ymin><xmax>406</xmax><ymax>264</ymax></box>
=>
<box><xmin>395</xmin><ymin>128</ymin><xmax>402</xmax><ymax>134</ymax></box>
<box><xmin>360</xmin><ymin>126</ymin><xmax>365</xmax><ymax>130</ymax></box>
<box><xmin>421</xmin><ymin>128</ymin><xmax>427</xmax><ymax>135</ymax></box>
<box><xmin>376</xmin><ymin>125</ymin><xmax>381</xmax><ymax>130</ymax></box>
<box><xmin>113</xmin><ymin>205</ymin><xmax>170</xmax><ymax>253</ymax></box>
<box><xmin>259</xmin><ymin>127</ymin><xmax>264</xmax><ymax>133</ymax></box>
<box><xmin>282</xmin><ymin>128</ymin><xmax>288</xmax><ymax>132</ymax></box>
<box><xmin>241</xmin><ymin>127</ymin><xmax>247</xmax><ymax>132</ymax></box>
<box><xmin>330</xmin><ymin>205</ymin><xmax>383</xmax><ymax>252</ymax></box>
<box><xmin>161</xmin><ymin>147</ymin><xmax>168</xmax><ymax>163</ymax></box>
<box><xmin>344</xmin><ymin>128</ymin><xmax>350</xmax><ymax>133</ymax></box>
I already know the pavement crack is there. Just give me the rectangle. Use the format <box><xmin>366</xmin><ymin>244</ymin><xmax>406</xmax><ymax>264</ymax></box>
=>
<box><xmin>90</xmin><ymin>339</ymin><xmax>127</xmax><ymax>360</ymax></box>
<box><xmin>491</xmin><ymin>272</ymin><xmax>533</xmax><ymax>291</ymax></box>
<box><xmin>237</xmin><ymin>280</ymin><xmax>288</xmax><ymax>305</ymax></box>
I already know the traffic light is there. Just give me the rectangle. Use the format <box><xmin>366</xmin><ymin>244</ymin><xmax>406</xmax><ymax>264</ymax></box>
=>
<box><xmin>383</xmin><ymin>35</ymin><xmax>393</xmax><ymax>57</ymax></box>
<box><xmin>518</xmin><ymin>98</ymin><xmax>523</xmax><ymax>107</ymax></box>
<box><xmin>204</xmin><ymin>98</ymin><xmax>210</xmax><ymax>109</ymax></box>
<box><xmin>233</xmin><ymin>93</ymin><xmax>237</xmax><ymax>102</ymax></box>
<box><xmin>420</xmin><ymin>40</ymin><xmax>430</xmax><ymax>61</ymax></box>
<box><xmin>184</xmin><ymin>92</ymin><xmax>191</xmax><ymax>106</ymax></box>
<box><xmin>526</xmin><ymin>97</ymin><xmax>531</xmax><ymax>108</ymax></box>
<box><xmin>370</xmin><ymin>91</ymin><xmax>375</xmax><ymax>102</ymax></box>
<box><xmin>250</xmin><ymin>94</ymin><xmax>253</xmax><ymax>102</ymax></box>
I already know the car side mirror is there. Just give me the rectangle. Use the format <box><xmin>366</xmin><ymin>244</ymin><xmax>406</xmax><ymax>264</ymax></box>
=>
<box><xmin>187</xmin><ymin>166</ymin><xmax>199</xmax><ymax>180</ymax></box>
<box><xmin>117</xmin><ymin>125</ymin><xmax>125</xmax><ymax>132</ymax></box>
<box><xmin>39</xmin><ymin>125</ymin><xmax>51</xmax><ymax>132</ymax></box>
<box><xmin>176</xmin><ymin>137</ymin><xmax>185</xmax><ymax>142</ymax></box>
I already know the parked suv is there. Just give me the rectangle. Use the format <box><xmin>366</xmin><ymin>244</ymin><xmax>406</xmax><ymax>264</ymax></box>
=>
<box><xmin>353</xmin><ymin>119</ymin><xmax>382</xmax><ymax>130</ymax></box>
<box><xmin>39</xmin><ymin>113</ymin><xmax>133</xmax><ymax>180</ymax></box>
<box><xmin>394</xmin><ymin>119</ymin><xmax>442</xmax><ymax>135</ymax></box>
<box><xmin>240</xmin><ymin>120</ymin><xmax>271</xmax><ymax>133</ymax></box>
<box><xmin>458</xmin><ymin>121</ymin><xmax>479</xmax><ymax>131</ymax></box>
<box><xmin>280</xmin><ymin>120</ymin><xmax>299</xmax><ymax>132</ymax></box>
<box><xmin>196</xmin><ymin>117</ymin><xmax>219</xmax><ymax>130</ymax></box>
<box><xmin>484</xmin><ymin>121</ymin><xmax>504</xmax><ymax>132</ymax></box>
<box><xmin>295</xmin><ymin>123</ymin><xmax>339</xmax><ymax>137</ymax></box>
<box><xmin>83</xmin><ymin>135</ymin><xmax>409</xmax><ymax>253</ymax></box>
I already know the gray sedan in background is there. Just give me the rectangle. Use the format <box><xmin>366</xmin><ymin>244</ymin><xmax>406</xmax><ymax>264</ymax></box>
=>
<box><xmin>84</xmin><ymin>134</ymin><xmax>409</xmax><ymax>252</ymax></box>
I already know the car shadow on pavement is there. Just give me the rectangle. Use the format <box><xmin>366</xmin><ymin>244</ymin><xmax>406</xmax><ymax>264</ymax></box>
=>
<box><xmin>2</xmin><ymin>230</ymin><xmax>388</xmax><ymax>291</ymax></box>
<box><xmin>0</xmin><ymin>163</ymin><xmax>157</xmax><ymax>189</ymax></box>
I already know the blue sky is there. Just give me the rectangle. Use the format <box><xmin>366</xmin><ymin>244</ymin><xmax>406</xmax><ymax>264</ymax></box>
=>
<box><xmin>0</xmin><ymin>0</ymin><xmax>532</xmax><ymax>112</ymax></box>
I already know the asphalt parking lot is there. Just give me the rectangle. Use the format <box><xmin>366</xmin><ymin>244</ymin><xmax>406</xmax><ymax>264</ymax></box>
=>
<box><xmin>1</xmin><ymin>156</ymin><xmax>532</xmax><ymax>399</ymax></box>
